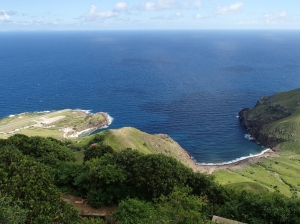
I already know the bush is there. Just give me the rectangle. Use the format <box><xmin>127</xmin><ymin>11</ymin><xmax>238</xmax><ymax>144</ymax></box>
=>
<box><xmin>0</xmin><ymin>146</ymin><xmax>80</xmax><ymax>224</ymax></box>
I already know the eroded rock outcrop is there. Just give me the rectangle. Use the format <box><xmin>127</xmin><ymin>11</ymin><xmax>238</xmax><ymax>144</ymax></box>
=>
<box><xmin>75</xmin><ymin>112</ymin><xmax>110</xmax><ymax>133</ymax></box>
<box><xmin>238</xmin><ymin>89</ymin><xmax>300</xmax><ymax>148</ymax></box>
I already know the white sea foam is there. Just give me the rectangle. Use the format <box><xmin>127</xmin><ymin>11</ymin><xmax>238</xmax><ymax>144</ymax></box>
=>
<box><xmin>75</xmin><ymin>109</ymin><xmax>92</xmax><ymax>114</ymax></box>
<box><xmin>96</xmin><ymin>113</ymin><xmax>114</xmax><ymax>130</ymax></box>
<box><xmin>244</xmin><ymin>133</ymin><xmax>254</xmax><ymax>141</ymax></box>
<box><xmin>8</xmin><ymin>110</ymin><xmax>52</xmax><ymax>118</ymax></box>
<box><xmin>35</xmin><ymin>110</ymin><xmax>51</xmax><ymax>113</ymax></box>
<box><xmin>197</xmin><ymin>148</ymin><xmax>271</xmax><ymax>166</ymax></box>
<box><xmin>106</xmin><ymin>113</ymin><xmax>114</xmax><ymax>125</ymax></box>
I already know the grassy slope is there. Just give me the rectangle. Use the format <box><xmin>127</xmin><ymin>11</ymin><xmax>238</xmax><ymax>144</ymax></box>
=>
<box><xmin>71</xmin><ymin>127</ymin><xmax>195</xmax><ymax>168</ymax></box>
<box><xmin>215</xmin><ymin>88</ymin><xmax>300</xmax><ymax>196</ymax></box>
<box><xmin>214</xmin><ymin>156</ymin><xmax>300</xmax><ymax>196</ymax></box>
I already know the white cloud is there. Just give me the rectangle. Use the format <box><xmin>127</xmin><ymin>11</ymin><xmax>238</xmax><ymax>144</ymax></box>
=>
<box><xmin>194</xmin><ymin>14</ymin><xmax>203</xmax><ymax>19</ymax></box>
<box><xmin>174</xmin><ymin>12</ymin><xmax>183</xmax><ymax>18</ymax></box>
<box><xmin>218</xmin><ymin>2</ymin><xmax>243</xmax><ymax>15</ymax></box>
<box><xmin>11</xmin><ymin>18</ymin><xmax>44</xmax><ymax>26</ymax></box>
<box><xmin>235</xmin><ymin>20</ymin><xmax>261</xmax><ymax>25</ymax></box>
<box><xmin>264</xmin><ymin>11</ymin><xmax>287</xmax><ymax>22</ymax></box>
<box><xmin>183</xmin><ymin>0</ymin><xmax>201</xmax><ymax>8</ymax></box>
<box><xmin>150</xmin><ymin>15</ymin><xmax>167</xmax><ymax>19</ymax></box>
<box><xmin>193</xmin><ymin>0</ymin><xmax>202</xmax><ymax>8</ymax></box>
<box><xmin>0</xmin><ymin>10</ymin><xmax>13</xmax><ymax>22</ymax></box>
<box><xmin>83</xmin><ymin>5</ymin><xmax>119</xmax><ymax>21</ymax></box>
<box><xmin>114</xmin><ymin>2</ymin><xmax>128</xmax><ymax>12</ymax></box>
<box><xmin>138</xmin><ymin>0</ymin><xmax>178</xmax><ymax>11</ymax></box>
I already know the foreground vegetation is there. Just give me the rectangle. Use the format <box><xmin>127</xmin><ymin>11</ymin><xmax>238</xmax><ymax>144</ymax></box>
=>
<box><xmin>1</xmin><ymin>134</ymin><xmax>300</xmax><ymax>223</ymax></box>
<box><xmin>69</xmin><ymin>127</ymin><xmax>195</xmax><ymax>168</ymax></box>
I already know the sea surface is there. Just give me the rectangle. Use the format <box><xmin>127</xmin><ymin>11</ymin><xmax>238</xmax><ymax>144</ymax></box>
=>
<box><xmin>1</xmin><ymin>30</ymin><xmax>300</xmax><ymax>163</ymax></box>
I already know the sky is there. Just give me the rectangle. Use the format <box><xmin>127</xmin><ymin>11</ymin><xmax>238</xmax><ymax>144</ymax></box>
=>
<box><xmin>0</xmin><ymin>0</ymin><xmax>299</xmax><ymax>30</ymax></box>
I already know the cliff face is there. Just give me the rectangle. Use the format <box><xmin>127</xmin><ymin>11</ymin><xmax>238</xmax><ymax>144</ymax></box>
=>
<box><xmin>238</xmin><ymin>89</ymin><xmax>300</xmax><ymax>149</ymax></box>
<box><xmin>76</xmin><ymin>112</ymin><xmax>110</xmax><ymax>133</ymax></box>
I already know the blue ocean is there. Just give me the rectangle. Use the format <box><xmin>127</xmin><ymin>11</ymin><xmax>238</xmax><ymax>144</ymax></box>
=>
<box><xmin>1</xmin><ymin>30</ymin><xmax>300</xmax><ymax>163</ymax></box>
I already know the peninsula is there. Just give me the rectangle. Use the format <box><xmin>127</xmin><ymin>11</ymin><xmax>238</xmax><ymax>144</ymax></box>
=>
<box><xmin>0</xmin><ymin>109</ymin><xmax>112</xmax><ymax>139</ymax></box>
<box><xmin>239</xmin><ymin>88</ymin><xmax>300</xmax><ymax>149</ymax></box>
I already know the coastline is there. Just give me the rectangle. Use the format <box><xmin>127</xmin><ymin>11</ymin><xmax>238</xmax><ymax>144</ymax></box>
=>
<box><xmin>0</xmin><ymin>109</ymin><xmax>113</xmax><ymax>139</ymax></box>
<box><xmin>181</xmin><ymin>146</ymin><xmax>278</xmax><ymax>174</ymax></box>
<box><xmin>63</xmin><ymin>111</ymin><xmax>113</xmax><ymax>138</ymax></box>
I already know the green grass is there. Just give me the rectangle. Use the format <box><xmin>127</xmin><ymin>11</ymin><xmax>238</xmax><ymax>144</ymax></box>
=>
<box><xmin>0</xmin><ymin>134</ymin><xmax>8</xmax><ymax>139</ymax></box>
<box><xmin>67</xmin><ymin>127</ymin><xmax>195</xmax><ymax>168</ymax></box>
<box><xmin>18</xmin><ymin>127</ymin><xmax>63</xmax><ymax>139</ymax></box>
<box><xmin>74</xmin><ymin>151</ymin><xmax>84</xmax><ymax>164</ymax></box>
<box><xmin>214</xmin><ymin>154</ymin><xmax>300</xmax><ymax>197</ymax></box>
<box><xmin>0</xmin><ymin>113</ymin><xmax>47</xmax><ymax>126</ymax></box>
<box><xmin>0</xmin><ymin>121</ymin><xmax>37</xmax><ymax>133</ymax></box>
<box><xmin>226</xmin><ymin>182</ymin><xmax>269</xmax><ymax>194</ymax></box>
<box><xmin>214</xmin><ymin>169</ymin><xmax>255</xmax><ymax>185</ymax></box>
<box><xmin>0</xmin><ymin>109</ymin><xmax>107</xmax><ymax>139</ymax></box>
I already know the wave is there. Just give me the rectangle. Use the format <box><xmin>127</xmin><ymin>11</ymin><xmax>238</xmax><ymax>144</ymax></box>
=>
<box><xmin>96</xmin><ymin>113</ymin><xmax>114</xmax><ymax>130</ymax></box>
<box><xmin>244</xmin><ymin>133</ymin><xmax>254</xmax><ymax>141</ymax></box>
<box><xmin>196</xmin><ymin>148</ymin><xmax>271</xmax><ymax>166</ymax></box>
<box><xmin>7</xmin><ymin>110</ymin><xmax>52</xmax><ymax>118</ymax></box>
<box><xmin>106</xmin><ymin>113</ymin><xmax>114</xmax><ymax>126</ymax></box>
<box><xmin>75</xmin><ymin>109</ymin><xmax>92</xmax><ymax>114</ymax></box>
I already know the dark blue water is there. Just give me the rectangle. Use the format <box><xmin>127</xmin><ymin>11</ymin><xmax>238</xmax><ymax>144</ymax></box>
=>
<box><xmin>1</xmin><ymin>30</ymin><xmax>300</xmax><ymax>163</ymax></box>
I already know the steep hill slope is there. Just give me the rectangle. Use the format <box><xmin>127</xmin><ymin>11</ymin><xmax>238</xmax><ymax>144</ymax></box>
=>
<box><xmin>239</xmin><ymin>88</ymin><xmax>300</xmax><ymax>149</ymax></box>
<box><xmin>214</xmin><ymin>88</ymin><xmax>300</xmax><ymax>196</ymax></box>
<box><xmin>74</xmin><ymin>127</ymin><xmax>197</xmax><ymax>170</ymax></box>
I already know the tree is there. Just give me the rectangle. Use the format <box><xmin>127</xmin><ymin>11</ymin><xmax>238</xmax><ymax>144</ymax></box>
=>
<box><xmin>133</xmin><ymin>154</ymin><xmax>192</xmax><ymax>198</ymax></box>
<box><xmin>156</xmin><ymin>187</ymin><xmax>210</xmax><ymax>224</ymax></box>
<box><xmin>0</xmin><ymin>146</ymin><xmax>80</xmax><ymax>224</ymax></box>
<box><xmin>113</xmin><ymin>188</ymin><xmax>212</xmax><ymax>224</ymax></box>
<box><xmin>113</xmin><ymin>199</ymin><xmax>158</xmax><ymax>224</ymax></box>
<box><xmin>4</xmin><ymin>134</ymin><xmax>76</xmax><ymax>166</ymax></box>
<box><xmin>52</xmin><ymin>162</ymin><xmax>85</xmax><ymax>196</ymax></box>
<box><xmin>0</xmin><ymin>192</ymin><xmax>26</xmax><ymax>224</ymax></box>
<box><xmin>84</xmin><ymin>144</ymin><xmax>114</xmax><ymax>162</ymax></box>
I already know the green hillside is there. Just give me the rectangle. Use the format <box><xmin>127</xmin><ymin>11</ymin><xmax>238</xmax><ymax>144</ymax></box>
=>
<box><xmin>215</xmin><ymin>88</ymin><xmax>300</xmax><ymax>196</ymax></box>
<box><xmin>239</xmin><ymin>88</ymin><xmax>300</xmax><ymax>148</ymax></box>
<box><xmin>71</xmin><ymin>127</ymin><xmax>196</xmax><ymax>169</ymax></box>
<box><xmin>2</xmin><ymin>134</ymin><xmax>300</xmax><ymax>224</ymax></box>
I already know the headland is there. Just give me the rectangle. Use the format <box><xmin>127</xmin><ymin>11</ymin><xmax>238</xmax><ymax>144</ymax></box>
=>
<box><xmin>0</xmin><ymin>109</ymin><xmax>112</xmax><ymax>139</ymax></box>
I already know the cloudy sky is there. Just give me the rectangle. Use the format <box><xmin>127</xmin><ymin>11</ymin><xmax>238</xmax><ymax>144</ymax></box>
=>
<box><xmin>1</xmin><ymin>0</ymin><xmax>299</xmax><ymax>30</ymax></box>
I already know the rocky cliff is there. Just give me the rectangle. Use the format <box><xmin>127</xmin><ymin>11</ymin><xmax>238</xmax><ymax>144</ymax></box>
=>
<box><xmin>238</xmin><ymin>88</ymin><xmax>300</xmax><ymax>149</ymax></box>
<box><xmin>76</xmin><ymin>112</ymin><xmax>110</xmax><ymax>133</ymax></box>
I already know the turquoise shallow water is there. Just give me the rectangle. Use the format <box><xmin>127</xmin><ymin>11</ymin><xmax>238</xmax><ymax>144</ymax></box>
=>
<box><xmin>1</xmin><ymin>30</ymin><xmax>300</xmax><ymax>163</ymax></box>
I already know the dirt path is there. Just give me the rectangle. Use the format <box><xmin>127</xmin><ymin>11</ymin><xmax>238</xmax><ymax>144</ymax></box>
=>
<box><xmin>61</xmin><ymin>195</ymin><xmax>117</xmax><ymax>217</ymax></box>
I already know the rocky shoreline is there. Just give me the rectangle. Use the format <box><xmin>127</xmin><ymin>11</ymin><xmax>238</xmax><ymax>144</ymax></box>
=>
<box><xmin>194</xmin><ymin>91</ymin><xmax>298</xmax><ymax>173</ymax></box>
<box><xmin>77</xmin><ymin>112</ymin><xmax>111</xmax><ymax>132</ymax></box>
<box><xmin>64</xmin><ymin>111</ymin><xmax>112</xmax><ymax>138</ymax></box>
<box><xmin>237</xmin><ymin>94</ymin><xmax>294</xmax><ymax>149</ymax></box>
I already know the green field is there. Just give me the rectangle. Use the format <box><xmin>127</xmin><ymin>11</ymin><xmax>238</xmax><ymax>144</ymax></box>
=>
<box><xmin>214</xmin><ymin>154</ymin><xmax>300</xmax><ymax>197</ymax></box>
